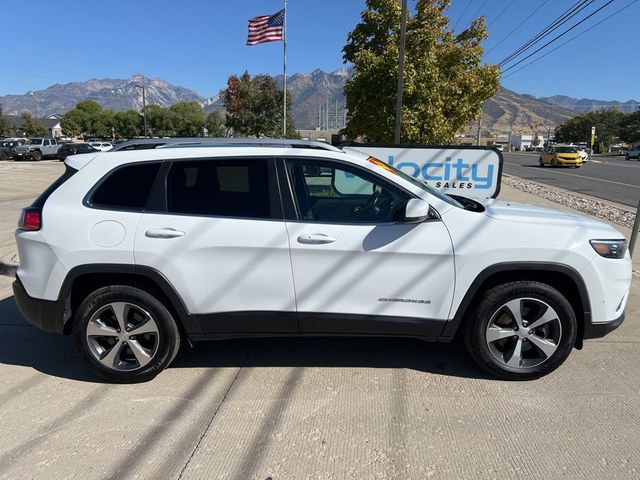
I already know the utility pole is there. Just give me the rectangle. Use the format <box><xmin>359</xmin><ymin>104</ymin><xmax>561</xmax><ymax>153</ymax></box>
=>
<box><xmin>476</xmin><ymin>107</ymin><xmax>483</xmax><ymax>146</ymax></box>
<box><xmin>137</xmin><ymin>84</ymin><xmax>148</xmax><ymax>138</ymax></box>
<box><xmin>394</xmin><ymin>0</ymin><xmax>408</xmax><ymax>144</ymax></box>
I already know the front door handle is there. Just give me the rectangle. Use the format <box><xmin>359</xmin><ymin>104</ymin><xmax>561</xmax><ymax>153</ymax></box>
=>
<box><xmin>145</xmin><ymin>228</ymin><xmax>185</xmax><ymax>239</ymax></box>
<box><xmin>297</xmin><ymin>233</ymin><xmax>336</xmax><ymax>245</ymax></box>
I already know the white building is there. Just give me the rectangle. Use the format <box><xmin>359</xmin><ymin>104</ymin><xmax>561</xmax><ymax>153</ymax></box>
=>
<box><xmin>511</xmin><ymin>134</ymin><xmax>546</xmax><ymax>151</ymax></box>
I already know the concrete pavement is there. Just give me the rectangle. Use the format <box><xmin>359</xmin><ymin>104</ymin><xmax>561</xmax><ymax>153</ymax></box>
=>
<box><xmin>0</xmin><ymin>159</ymin><xmax>638</xmax><ymax>479</ymax></box>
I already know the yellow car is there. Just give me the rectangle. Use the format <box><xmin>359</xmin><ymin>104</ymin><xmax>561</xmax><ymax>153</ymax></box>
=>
<box><xmin>539</xmin><ymin>145</ymin><xmax>583</xmax><ymax>168</ymax></box>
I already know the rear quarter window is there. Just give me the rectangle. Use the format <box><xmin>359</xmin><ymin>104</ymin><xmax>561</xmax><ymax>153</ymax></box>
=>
<box><xmin>89</xmin><ymin>162</ymin><xmax>161</xmax><ymax>211</ymax></box>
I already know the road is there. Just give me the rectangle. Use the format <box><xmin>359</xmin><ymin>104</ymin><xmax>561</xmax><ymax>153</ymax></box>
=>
<box><xmin>502</xmin><ymin>152</ymin><xmax>640</xmax><ymax>207</ymax></box>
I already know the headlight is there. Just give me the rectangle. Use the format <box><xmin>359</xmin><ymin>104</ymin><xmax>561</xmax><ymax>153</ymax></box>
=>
<box><xmin>590</xmin><ymin>239</ymin><xmax>627</xmax><ymax>259</ymax></box>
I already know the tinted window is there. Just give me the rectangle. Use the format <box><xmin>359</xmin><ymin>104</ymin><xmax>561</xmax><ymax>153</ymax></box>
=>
<box><xmin>167</xmin><ymin>159</ymin><xmax>271</xmax><ymax>219</ymax></box>
<box><xmin>286</xmin><ymin>160</ymin><xmax>409</xmax><ymax>223</ymax></box>
<box><xmin>91</xmin><ymin>163</ymin><xmax>161</xmax><ymax>210</ymax></box>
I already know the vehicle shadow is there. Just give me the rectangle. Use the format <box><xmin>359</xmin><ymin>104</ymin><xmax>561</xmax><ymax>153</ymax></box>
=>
<box><xmin>0</xmin><ymin>295</ymin><xmax>491</xmax><ymax>382</ymax></box>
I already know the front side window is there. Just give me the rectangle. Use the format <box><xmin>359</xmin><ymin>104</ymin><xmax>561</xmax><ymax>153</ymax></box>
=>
<box><xmin>90</xmin><ymin>162</ymin><xmax>161</xmax><ymax>210</ymax></box>
<box><xmin>285</xmin><ymin>159</ymin><xmax>409</xmax><ymax>223</ymax></box>
<box><xmin>167</xmin><ymin>159</ymin><xmax>271</xmax><ymax>219</ymax></box>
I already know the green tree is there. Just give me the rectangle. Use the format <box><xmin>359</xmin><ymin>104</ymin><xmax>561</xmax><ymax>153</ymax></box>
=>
<box><xmin>222</xmin><ymin>72</ymin><xmax>295</xmax><ymax>138</ymax></box>
<box><xmin>556</xmin><ymin>109</ymin><xmax>624</xmax><ymax>148</ymax></box>
<box><xmin>0</xmin><ymin>115</ymin><xmax>14</xmax><ymax>137</ymax></box>
<box><xmin>343</xmin><ymin>0</ymin><xmax>499</xmax><ymax>143</ymax></box>
<box><xmin>532</xmin><ymin>132</ymin><xmax>541</xmax><ymax>147</ymax></box>
<box><xmin>114</xmin><ymin>110</ymin><xmax>143</xmax><ymax>138</ymax></box>
<box><xmin>169</xmin><ymin>101</ymin><xmax>205</xmax><ymax>136</ymax></box>
<box><xmin>20</xmin><ymin>112</ymin><xmax>47</xmax><ymax>137</ymax></box>
<box><xmin>620</xmin><ymin>110</ymin><xmax>640</xmax><ymax>144</ymax></box>
<box><xmin>145</xmin><ymin>105</ymin><xmax>174</xmax><ymax>137</ymax></box>
<box><xmin>205</xmin><ymin>110</ymin><xmax>226</xmax><ymax>137</ymax></box>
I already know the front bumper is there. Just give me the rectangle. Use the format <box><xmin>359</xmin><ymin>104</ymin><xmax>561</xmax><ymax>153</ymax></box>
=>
<box><xmin>14</xmin><ymin>151</ymin><xmax>33</xmax><ymax>159</ymax></box>
<box><xmin>12</xmin><ymin>276</ymin><xmax>65</xmax><ymax>334</ymax></box>
<box><xmin>583</xmin><ymin>312</ymin><xmax>625</xmax><ymax>339</ymax></box>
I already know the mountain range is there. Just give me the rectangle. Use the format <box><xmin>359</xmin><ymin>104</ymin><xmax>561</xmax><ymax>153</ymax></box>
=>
<box><xmin>0</xmin><ymin>70</ymin><xmax>637</xmax><ymax>133</ymax></box>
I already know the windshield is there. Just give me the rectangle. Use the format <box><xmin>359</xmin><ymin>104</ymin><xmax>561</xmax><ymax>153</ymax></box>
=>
<box><xmin>555</xmin><ymin>147</ymin><xmax>577</xmax><ymax>153</ymax></box>
<box><xmin>27</xmin><ymin>139</ymin><xmax>42</xmax><ymax>145</ymax></box>
<box><xmin>366</xmin><ymin>156</ymin><xmax>463</xmax><ymax>208</ymax></box>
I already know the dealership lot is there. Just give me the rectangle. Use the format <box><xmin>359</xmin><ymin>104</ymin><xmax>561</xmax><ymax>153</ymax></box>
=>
<box><xmin>0</xmin><ymin>160</ymin><xmax>638</xmax><ymax>479</ymax></box>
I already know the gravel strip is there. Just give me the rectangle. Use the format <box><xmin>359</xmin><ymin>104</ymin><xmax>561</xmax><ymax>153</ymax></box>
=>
<box><xmin>502</xmin><ymin>174</ymin><xmax>636</xmax><ymax>229</ymax></box>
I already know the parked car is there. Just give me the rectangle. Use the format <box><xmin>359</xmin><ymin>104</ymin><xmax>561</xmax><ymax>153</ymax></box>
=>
<box><xmin>12</xmin><ymin>139</ymin><xmax>631</xmax><ymax>383</ymax></box>
<box><xmin>539</xmin><ymin>145</ymin><xmax>583</xmax><ymax>167</ymax></box>
<box><xmin>0</xmin><ymin>139</ymin><xmax>26</xmax><ymax>160</ymax></box>
<box><xmin>625</xmin><ymin>145</ymin><xmax>640</xmax><ymax>161</ymax></box>
<box><xmin>89</xmin><ymin>142</ymin><xmax>113</xmax><ymax>152</ymax></box>
<box><xmin>570</xmin><ymin>145</ymin><xmax>590</xmax><ymax>163</ymax></box>
<box><xmin>56</xmin><ymin>142</ymin><xmax>99</xmax><ymax>161</ymax></box>
<box><xmin>13</xmin><ymin>137</ymin><xmax>60</xmax><ymax>160</ymax></box>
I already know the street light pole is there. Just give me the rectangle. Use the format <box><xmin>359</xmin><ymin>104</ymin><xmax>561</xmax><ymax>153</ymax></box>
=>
<box><xmin>394</xmin><ymin>0</ymin><xmax>408</xmax><ymax>144</ymax></box>
<box><xmin>136</xmin><ymin>84</ymin><xmax>148</xmax><ymax>138</ymax></box>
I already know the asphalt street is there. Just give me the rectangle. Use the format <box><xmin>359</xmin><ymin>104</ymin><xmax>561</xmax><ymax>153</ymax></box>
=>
<box><xmin>502</xmin><ymin>152</ymin><xmax>640</xmax><ymax>207</ymax></box>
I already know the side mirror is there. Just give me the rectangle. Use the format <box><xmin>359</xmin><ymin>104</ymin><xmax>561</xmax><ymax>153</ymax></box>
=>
<box><xmin>405</xmin><ymin>198</ymin><xmax>430</xmax><ymax>223</ymax></box>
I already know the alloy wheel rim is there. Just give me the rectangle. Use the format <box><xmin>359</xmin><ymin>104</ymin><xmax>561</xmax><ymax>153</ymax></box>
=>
<box><xmin>86</xmin><ymin>302</ymin><xmax>160</xmax><ymax>371</ymax></box>
<box><xmin>485</xmin><ymin>297</ymin><xmax>562</xmax><ymax>369</ymax></box>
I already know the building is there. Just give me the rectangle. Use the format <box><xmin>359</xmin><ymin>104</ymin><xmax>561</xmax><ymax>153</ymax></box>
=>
<box><xmin>2</xmin><ymin>114</ymin><xmax>62</xmax><ymax>138</ymax></box>
<box><xmin>510</xmin><ymin>133</ymin><xmax>546</xmax><ymax>151</ymax></box>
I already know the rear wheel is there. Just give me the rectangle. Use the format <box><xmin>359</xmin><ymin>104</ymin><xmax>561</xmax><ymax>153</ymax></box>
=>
<box><xmin>464</xmin><ymin>281</ymin><xmax>577</xmax><ymax>380</ymax></box>
<box><xmin>539</xmin><ymin>158</ymin><xmax>544</xmax><ymax>167</ymax></box>
<box><xmin>73</xmin><ymin>285</ymin><xmax>181</xmax><ymax>383</ymax></box>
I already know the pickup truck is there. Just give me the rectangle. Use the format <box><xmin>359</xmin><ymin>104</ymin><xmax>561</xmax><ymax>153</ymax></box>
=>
<box><xmin>14</xmin><ymin>138</ymin><xmax>59</xmax><ymax>161</ymax></box>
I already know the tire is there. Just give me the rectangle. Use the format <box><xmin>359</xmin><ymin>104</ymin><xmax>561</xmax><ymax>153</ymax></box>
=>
<box><xmin>72</xmin><ymin>285</ymin><xmax>181</xmax><ymax>383</ymax></box>
<box><xmin>463</xmin><ymin>281</ymin><xmax>577</xmax><ymax>380</ymax></box>
<box><xmin>539</xmin><ymin>158</ymin><xmax>544</xmax><ymax>167</ymax></box>
<box><xmin>551</xmin><ymin>159</ymin><xmax>557</xmax><ymax>167</ymax></box>
<box><xmin>31</xmin><ymin>150</ymin><xmax>42</xmax><ymax>161</ymax></box>
<box><xmin>0</xmin><ymin>151</ymin><xmax>7</xmax><ymax>160</ymax></box>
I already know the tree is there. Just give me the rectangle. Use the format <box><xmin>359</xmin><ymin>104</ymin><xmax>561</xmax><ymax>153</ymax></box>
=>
<box><xmin>620</xmin><ymin>110</ymin><xmax>640</xmax><ymax>144</ymax></box>
<box><xmin>114</xmin><ymin>110</ymin><xmax>143</xmax><ymax>138</ymax></box>
<box><xmin>343</xmin><ymin>0</ymin><xmax>499</xmax><ymax>143</ymax></box>
<box><xmin>555</xmin><ymin>109</ymin><xmax>624</xmax><ymax>148</ymax></box>
<box><xmin>145</xmin><ymin>104</ymin><xmax>174</xmax><ymax>137</ymax></box>
<box><xmin>222</xmin><ymin>72</ymin><xmax>296</xmax><ymax>138</ymax></box>
<box><xmin>169</xmin><ymin>101</ymin><xmax>205</xmax><ymax>136</ymax></box>
<box><xmin>205</xmin><ymin>110</ymin><xmax>226</xmax><ymax>137</ymax></box>
<box><xmin>0</xmin><ymin>115</ymin><xmax>14</xmax><ymax>137</ymax></box>
<box><xmin>532</xmin><ymin>132</ymin><xmax>541</xmax><ymax>147</ymax></box>
<box><xmin>20</xmin><ymin>112</ymin><xmax>47</xmax><ymax>137</ymax></box>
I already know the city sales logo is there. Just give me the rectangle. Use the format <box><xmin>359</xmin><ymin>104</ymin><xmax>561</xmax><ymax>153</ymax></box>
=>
<box><xmin>387</xmin><ymin>155</ymin><xmax>495</xmax><ymax>190</ymax></box>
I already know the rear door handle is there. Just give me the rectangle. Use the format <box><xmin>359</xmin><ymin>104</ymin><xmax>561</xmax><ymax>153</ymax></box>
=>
<box><xmin>297</xmin><ymin>233</ymin><xmax>336</xmax><ymax>245</ymax></box>
<box><xmin>145</xmin><ymin>228</ymin><xmax>185</xmax><ymax>239</ymax></box>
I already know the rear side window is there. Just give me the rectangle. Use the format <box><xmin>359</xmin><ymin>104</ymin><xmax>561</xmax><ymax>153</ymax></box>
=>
<box><xmin>90</xmin><ymin>163</ymin><xmax>161</xmax><ymax>210</ymax></box>
<box><xmin>167</xmin><ymin>159</ymin><xmax>271</xmax><ymax>218</ymax></box>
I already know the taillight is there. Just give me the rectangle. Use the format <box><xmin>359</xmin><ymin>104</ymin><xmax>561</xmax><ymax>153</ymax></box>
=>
<box><xmin>18</xmin><ymin>208</ymin><xmax>42</xmax><ymax>231</ymax></box>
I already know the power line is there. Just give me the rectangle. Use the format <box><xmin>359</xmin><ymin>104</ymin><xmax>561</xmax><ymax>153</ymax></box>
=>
<box><xmin>487</xmin><ymin>0</ymin><xmax>516</xmax><ymax>28</ymax></box>
<box><xmin>485</xmin><ymin>0</ymin><xmax>551</xmax><ymax>56</ymax></box>
<box><xmin>465</xmin><ymin>0</ymin><xmax>488</xmax><ymax>27</ymax></box>
<box><xmin>502</xmin><ymin>0</ymin><xmax>615</xmax><ymax>74</ymax></box>
<box><xmin>502</xmin><ymin>0</ymin><xmax>640</xmax><ymax>79</ymax></box>
<box><xmin>452</xmin><ymin>0</ymin><xmax>474</xmax><ymax>30</ymax></box>
<box><xmin>500</xmin><ymin>0</ymin><xmax>594</xmax><ymax>66</ymax></box>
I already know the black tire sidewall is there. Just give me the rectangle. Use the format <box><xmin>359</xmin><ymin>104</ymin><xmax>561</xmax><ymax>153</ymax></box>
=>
<box><xmin>464</xmin><ymin>281</ymin><xmax>577</xmax><ymax>380</ymax></box>
<box><xmin>72</xmin><ymin>285</ymin><xmax>180</xmax><ymax>383</ymax></box>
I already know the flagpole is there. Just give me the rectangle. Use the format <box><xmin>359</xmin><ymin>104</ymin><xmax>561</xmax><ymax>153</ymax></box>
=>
<box><xmin>283</xmin><ymin>0</ymin><xmax>287</xmax><ymax>137</ymax></box>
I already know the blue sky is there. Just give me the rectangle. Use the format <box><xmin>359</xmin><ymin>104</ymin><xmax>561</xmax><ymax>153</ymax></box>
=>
<box><xmin>1</xmin><ymin>0</ymin><xmax>638</xmax><ymax>101</ymax></box>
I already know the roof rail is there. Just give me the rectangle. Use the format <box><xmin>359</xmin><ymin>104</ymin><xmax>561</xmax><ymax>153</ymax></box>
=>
<box><xmin>111</xmin><ymin>137</ymin><xmax>343</xmax><ymax>152</ymax></box>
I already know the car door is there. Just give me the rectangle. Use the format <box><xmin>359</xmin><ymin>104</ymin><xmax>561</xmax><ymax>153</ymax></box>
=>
<box><xmin>279</xmin><ymin>157</ymin><xmax>455</xmax><ymax>338</ymax></box>
<box><xmin>134</xmin><ymin>156</ymin><xmax>297</xmax><ymax>335</ymax></box>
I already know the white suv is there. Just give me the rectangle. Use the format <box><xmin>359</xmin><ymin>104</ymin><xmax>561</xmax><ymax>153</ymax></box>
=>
<box><xmin>12</xmin><ymin>140</ymin><xmax>631</xmax><ymax>383</ymax></box>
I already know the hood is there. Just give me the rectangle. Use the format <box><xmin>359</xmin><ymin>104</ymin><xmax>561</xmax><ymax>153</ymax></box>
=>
<box><xmin>480</xmin><ymin>199</ymin><xmax>625</xmax><ymax>237</ymax></box>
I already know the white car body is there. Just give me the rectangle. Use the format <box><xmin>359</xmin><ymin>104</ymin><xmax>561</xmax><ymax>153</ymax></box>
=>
<box><xmin>570</xmin><ymin>145</ymin><xmax>590</xmax><ymax>162</ymax></box>
<box><xmin>12</xmin><ymin>142</ymin><xmax>632</xmax><ymax>381</ymax></box>
<box><xmin>89</xmin><ymin>142</ymin><xmax>113</xmax><ymax>152</ymax></box>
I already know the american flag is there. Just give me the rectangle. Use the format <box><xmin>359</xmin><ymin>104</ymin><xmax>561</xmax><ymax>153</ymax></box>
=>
<box><xmin>247</xmin><ymin>9</ymin><xmax>285</xmax><ymax>45</ymax></box>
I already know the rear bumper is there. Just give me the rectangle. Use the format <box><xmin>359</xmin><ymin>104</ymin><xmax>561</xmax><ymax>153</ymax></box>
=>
<box><xmin>583</xmin><ymin>312</ymin><xmax>625</xmax><ymax>339</ymax></box>
<box><xmin>12</xmin><ymin>276</ymin><xmax>65</xmax><ymax>334</ymax></box>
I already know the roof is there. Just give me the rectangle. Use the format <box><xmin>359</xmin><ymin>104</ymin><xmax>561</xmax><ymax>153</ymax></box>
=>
<box><xmin>111</xmin><ymin>137</ymin><xmax>342</xmax><ymax>152</ymax></box>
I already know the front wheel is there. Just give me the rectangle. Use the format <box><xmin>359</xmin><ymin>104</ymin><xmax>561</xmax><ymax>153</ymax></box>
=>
<box><xmin>539</xmin><ymin>158</ymin><xmax>544</xmax><ymax>167</ymax></box>
<box><xmin>626</xmin><ymin>154</ymin><xmax>630</xmax><ymax>160</ymax></box>
<box><xmin>73</xmin><ymin>285</ymin><xmax>181</xmax><ymax>383</ymax></box>
<box><xmin>463</xmin><ymin>281</ymin><xmax>577</xmax><ymax>380</ymax></box>
<box><xmin>31</xmin><ymin>150</ymin><xmax>42</xmax><ymax>161</ymax></box>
